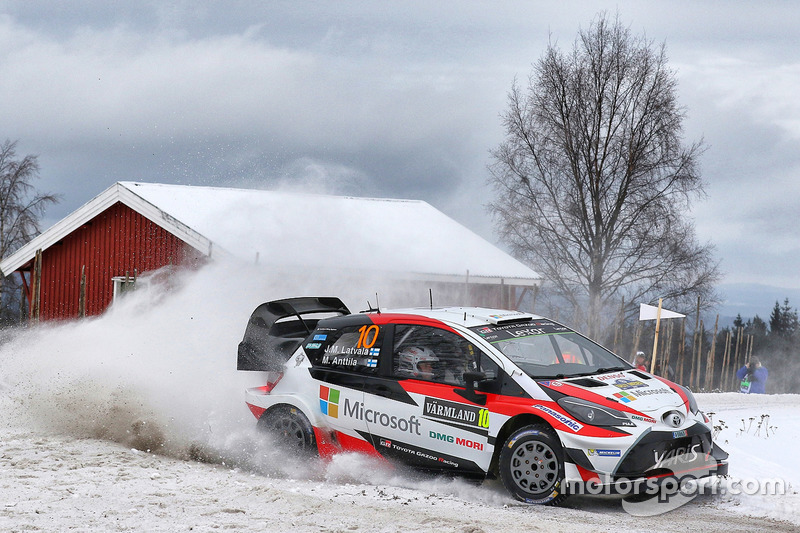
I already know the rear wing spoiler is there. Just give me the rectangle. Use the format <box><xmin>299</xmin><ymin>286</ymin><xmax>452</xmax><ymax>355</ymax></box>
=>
<box><xmin>237</xmin><ymin>296</ymin><xmax>350</xmax><ymax>371</ymax></box>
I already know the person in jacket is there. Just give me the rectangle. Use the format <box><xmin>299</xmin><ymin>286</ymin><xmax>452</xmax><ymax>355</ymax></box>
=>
<box><xmin>736</xmin><ymin>356</ymin><xmax>768</xmax><ymax>394</ymax></box>
<box><xmin>634</xmin><ymin>351</ymin><xmax>648</xmax><ymax>371</ymax></box>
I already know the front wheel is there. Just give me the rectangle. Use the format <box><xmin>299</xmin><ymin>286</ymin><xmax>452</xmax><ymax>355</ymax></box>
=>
<box><xmin>258</xmin><ymin>405</ymin><xmax>317</xmax><ymax>455</ymax></box>
<box><xmin>498</xmin><ymin>424</ymin><xmax>568</xmax><ymax>505</ymax></box>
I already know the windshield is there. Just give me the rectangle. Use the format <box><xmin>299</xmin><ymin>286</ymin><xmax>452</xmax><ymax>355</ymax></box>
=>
<box><xmin>469</xmin><ymin>320</ymin><xmax>631</xmax><ymax>379</ymax></box>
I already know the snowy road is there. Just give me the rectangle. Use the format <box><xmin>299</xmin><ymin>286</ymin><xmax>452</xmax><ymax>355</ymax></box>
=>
<box><xmin>1</xmin><ymin>395</ymin><xmax>798</xmax><ymax>533</ymax></box>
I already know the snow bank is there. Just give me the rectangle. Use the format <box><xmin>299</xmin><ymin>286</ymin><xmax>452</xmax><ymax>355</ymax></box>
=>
<box><xmin>696</xmin><ymin>393</ymin><xmax>800</xmax><ymax>525</ymax></box>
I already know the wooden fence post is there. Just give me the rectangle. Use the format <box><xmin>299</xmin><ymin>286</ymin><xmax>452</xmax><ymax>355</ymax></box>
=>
<box><xmin>31</xmin><ymin>248</ymin><xmax>42</xmax><ymax>323</ymax></box>
<box><xmin>704</xmin><ymin>314</ymin><xmax>719</xmax><ymax>390</ymax></box>
<box><xmin>78</xmin><ymin>265</ymin><xmax>86</xmax><ymax>318</ymax></box>
<box><xmin>730</xmin><ymin>327</ymin><xmax>743</xmax><ymax>390</ymax></box>
<box><xmin>721</xmin><ymin>330</ymin><xmax>732</xmax><ymax>390</ymax></box>
<box><xmin>691</xmin><ymin>319</ymin><xmax>704</xmax><ymax>389</ymax></box>
<box><xmin>649</xmin><ymin>299</ymin><xmax>664</xmax><ymax>374</ymax></box>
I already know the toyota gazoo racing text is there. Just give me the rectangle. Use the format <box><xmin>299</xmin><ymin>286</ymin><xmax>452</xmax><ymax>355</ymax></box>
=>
<box><xmin>237</xmin><ymin>297</ymin><xmax>728</xmax><ymax>505</ymax></box>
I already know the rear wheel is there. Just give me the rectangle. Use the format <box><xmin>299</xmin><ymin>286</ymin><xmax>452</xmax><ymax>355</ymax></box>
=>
<box><xmin>258</xmin><ymin>405</ymin><xmax>317</xmax><ymax>455</ymax></box>
<box><xmin>498</xmin><ymin>424</ymin><xmax>568</xmax><ymax>505</ymax></box>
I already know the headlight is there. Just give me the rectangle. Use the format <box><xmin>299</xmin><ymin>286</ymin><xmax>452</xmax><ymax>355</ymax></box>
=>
<box><xmin>557</xmin><ymin>397</ymin><xmax>635</xmax><ymax>427</ymax></box>
<box><xmin>677</xmin><ymin>385</ymin><xmax>699</xmax><ymax>414</ymax></box>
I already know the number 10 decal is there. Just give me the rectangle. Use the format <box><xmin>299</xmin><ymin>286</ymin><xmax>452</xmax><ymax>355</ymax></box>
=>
<box><xmin>357</xmin><ymin>325</ymin><xmax>379</xmax><ymax>349</ymax></box>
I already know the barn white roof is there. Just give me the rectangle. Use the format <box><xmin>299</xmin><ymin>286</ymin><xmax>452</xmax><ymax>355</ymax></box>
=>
<box><xmin>0</xmin><ymin>182</ymin><xmax>541</xmax><ymax>286</ymax></box>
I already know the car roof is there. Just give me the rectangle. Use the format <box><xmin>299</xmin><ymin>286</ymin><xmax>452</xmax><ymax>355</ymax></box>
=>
<box><xmin>370</xmin><ymin>307</ymin><xmax>545</xmax><ymax>328</ymax></box>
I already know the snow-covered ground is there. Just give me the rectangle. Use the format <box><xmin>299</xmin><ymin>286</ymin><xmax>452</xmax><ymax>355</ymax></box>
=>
<box><xmin>2</xmin><ymin>262</ymin><xmax>799</xmax><ymax>531</ymax></box>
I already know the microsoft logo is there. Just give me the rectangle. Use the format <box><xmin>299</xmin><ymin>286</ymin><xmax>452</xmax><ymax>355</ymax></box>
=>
<box><xmin>613</xmin><ymin>391</ymin><xmax>637</xmax><ymax>403</ymax></box>
<box><xmin>320</xmin><ymin>385</ymin><xmax>340</xmax><ymax>418</ymax></box>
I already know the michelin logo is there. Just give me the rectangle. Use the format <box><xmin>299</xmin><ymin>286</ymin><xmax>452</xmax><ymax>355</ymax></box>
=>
<box><xmin>588</xmin><ymin>448</ymin><xmax>621</xmax><ymax>457</ymax></box>
<box><xmin>533</xmin><ymin>404</ymin><xmax>583</xmax><ymax>432</ymax></box>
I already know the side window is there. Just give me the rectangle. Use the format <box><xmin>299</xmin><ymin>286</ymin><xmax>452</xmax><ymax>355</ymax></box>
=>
<box><xmin>305</xmin><ymin>324</ymin><xmax>384</xmax><ymax>374</ymax></box>
<box><xmin>393</xmin><ymin>325</ymin><xmax>491</xmax><ymax>386</ymax></box>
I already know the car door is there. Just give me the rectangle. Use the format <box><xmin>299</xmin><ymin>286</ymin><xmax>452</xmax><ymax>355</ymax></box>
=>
<box><xmin>305</xmin><ymin>320</ymin><xmax>386</xmax><ymax>450</ymax></box>
<box><xmin>363</xmin><ymin>323</ymin><xmax>496</xmax><ymax>474</ymax></box>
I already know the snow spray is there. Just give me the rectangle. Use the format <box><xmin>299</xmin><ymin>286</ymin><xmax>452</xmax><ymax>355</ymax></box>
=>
<box><xmin>0</xmin><ymin>258</ymin><xmax>447</xmax><ymax>479</ymax></box>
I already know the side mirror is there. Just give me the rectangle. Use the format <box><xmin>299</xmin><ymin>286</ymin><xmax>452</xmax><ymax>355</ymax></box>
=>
<box><xmin>456</xmin><ymin>371</ymin><xmax>488</xmax><ymax>405</ymax></box>
<box><xmin>463</xmin><ymin>371</ymin><xmax>487</xmax><ymax>391</ymax></box>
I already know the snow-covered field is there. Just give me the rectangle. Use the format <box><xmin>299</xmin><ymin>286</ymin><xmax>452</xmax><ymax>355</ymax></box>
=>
<box><xmin>2</xmin><ymin>263</ymin><xmax>799</xmax><ymax>532</ymax></box>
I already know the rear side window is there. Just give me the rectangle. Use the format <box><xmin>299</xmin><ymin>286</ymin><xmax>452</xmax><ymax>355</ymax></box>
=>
<box><xmin>305</xmin><ymin>324</ymin><xmax>385</xmax><ymax>374</ymax></box>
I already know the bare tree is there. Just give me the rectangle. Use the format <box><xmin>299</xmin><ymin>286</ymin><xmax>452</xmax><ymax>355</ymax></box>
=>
<box><xmin>488</xmin><ymin>13</ymin><xmax>719</xmax><ymax>337</ymax></box>
<box><xmin>0</xmin><ymin>139</ymin><xmax>59</xmax><ymax>318</ymax></box>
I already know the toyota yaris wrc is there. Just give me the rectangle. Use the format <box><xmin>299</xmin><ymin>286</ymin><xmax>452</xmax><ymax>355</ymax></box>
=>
<box><xmin>237</xmin><ymin>297</ymin><xmax>727</xmax><ymax>505</ymax></box>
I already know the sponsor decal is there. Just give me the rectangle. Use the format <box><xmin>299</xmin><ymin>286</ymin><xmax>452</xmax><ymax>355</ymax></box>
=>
<box><xmin>613</xmin><ymin>391</ymin><xmax>637</xmax><ymax>403</ymax></box>
<box><xmin>342</xmin><ymin>398</ymin><xmax>421</xmax><ymax>435</ymax></box>
<box><xmin>321</xmin><ymin>354</ymin><xmax>359</xmax><ymax>366</ymax></box>
<box><xmin>472</xmin><ymin>321</ymin><xmax>569</xmax><ymax>342</ymax></box>
<box><xmin>588</xmin><ymin>449</ymin><xmax>621</xmax><ymax>457</ymax></box>
<box><xmin>319</xmin><ymin>386</ymin><xmax>340</xmax><ymax>418</ymax></box>
<box><xmin>380</xmin><ymin>439</ymin><xmax>392</xmax><ymax>447</ymax></box>
<box><xmin>428</xmin><ymin>431</ymin><xmax>485</xmax><ymax>451</ymax></box>
<box><xmin>305</xmin><ymin>342</ymin><xmax>322</xmax><ymax>350</ymax></box>
<box><xmin>611</xmin><ymin>378</ymin><xmax>647</xmax><ymax>390</ymax></box>
<box><xmin>507</xmin><ymin>327</ymin><xmax>549</xmax><ymax>338</ymax></box>
<box><xmin>596</xmin><ymin>372</ymin><xmax>626</xmax><ymax>382</ymax></box>
<box><xmin>313</xmin><ymin>334</ymin><xmax>328</xmax><ymax>341</ymax></box>
<box><xmin>653</xmin><ymin>443</ymin><xmax>700</xmax><ymax>469</ymax></box>
<box><xmin>387</xmin><ymin>441</ymin><xmax>459</xmax><ymax>468</ymax></box>
<box><xmin>539</xmin><ymin>379</ymin><xmax>566</xmax><ymax>388</ymax></box>
<box><xmin>533</xmin><ymin>404</ymin><xmax>583</xmax><ymax>432</ymax></box>
<box><xmin>632</xmin><ymin>388</ymin><xmax>672</xmax><ymax>397</ymax></box>
<box><xmin>423</xmin><ymin>398</ymin><xmax>490</xmax><ymax>430</ymax></box>
<box><xmin>489</xmin><ymin>312</ymin><xmax>526</xmax><ymax>320</ymax></box>
<box><xmin>672</xmin><ymin>429</ymin><xmax>688</xmax><ymax>438</ymax></box>
<box><xmin>324</xmin><ymin>345</ymin><xmax>375</xmax><ymax>357</ymax></box>
<box><xmin>294</xmin><ymin>352</ymin><xmax>305</xmax><ymax>366</ymax></box>
<box><xmin>630</xmin><ymin>414</ymin><xmax>657</xmax><ymax>424</ymax></box>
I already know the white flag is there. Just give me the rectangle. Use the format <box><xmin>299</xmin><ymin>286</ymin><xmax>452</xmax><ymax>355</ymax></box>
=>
<box><xmin>639</xmin><ymin>303</ymin><xmax>685</xmax><ymax>321</ymax></box>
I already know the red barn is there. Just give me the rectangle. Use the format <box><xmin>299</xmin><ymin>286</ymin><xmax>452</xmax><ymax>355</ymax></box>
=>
<box><xmin>0</xmin><ymin>182</ymin><xmax>541</xmax><ymax>320</ymax></box>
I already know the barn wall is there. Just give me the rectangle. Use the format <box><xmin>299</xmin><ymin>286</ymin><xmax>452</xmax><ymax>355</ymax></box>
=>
<box><xmin>37</xmin><ymin>202</ymin><xmax>205</xmax><ymax>320</ymax></box>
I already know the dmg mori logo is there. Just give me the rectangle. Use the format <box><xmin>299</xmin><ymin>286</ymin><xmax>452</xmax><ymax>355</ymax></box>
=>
<box><xmin>662</xmin><ymin>410</ymin><xmax>685</xmax><ymax>428</ymax></box>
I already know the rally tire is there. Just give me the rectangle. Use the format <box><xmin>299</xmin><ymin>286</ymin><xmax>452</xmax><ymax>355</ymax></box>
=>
<box><xmin>498</xmin><ymin>424</ymin><xmax>568</xmax><ymax>505</ymax></box>
<box><xmin>258</xmin><ymin>405</ymin><xmax>317</xmax><ymax>455</ymax></box>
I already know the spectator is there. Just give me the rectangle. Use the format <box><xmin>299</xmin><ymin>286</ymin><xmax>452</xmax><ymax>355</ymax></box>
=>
<box><xmin>736</xmin><ymin>356</ymin><xmax>768</xmax><ymax>394</ymax></box>
<box><xmin>634</xmin><ymin>351</ymin><xmax>648</xmax><ymax>371</ymax></box>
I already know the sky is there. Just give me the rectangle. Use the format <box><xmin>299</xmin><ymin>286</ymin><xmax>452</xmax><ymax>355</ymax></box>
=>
<box><xmin>2</xmin><ymin>1</ymin><xmax>800</xmax><ymax>306</ymax></box>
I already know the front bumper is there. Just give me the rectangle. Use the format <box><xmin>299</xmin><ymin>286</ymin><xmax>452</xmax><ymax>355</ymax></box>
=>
<box><xmin>564</xmin><ymin>423</ymin><xmax>728</xmax><ymax>495</ymax></box>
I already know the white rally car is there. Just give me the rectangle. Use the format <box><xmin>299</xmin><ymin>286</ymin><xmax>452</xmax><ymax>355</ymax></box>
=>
<box><xmin>237</xmin><ymin>297</ymin><xmax>727</xmax><ymax>504</ymax></box>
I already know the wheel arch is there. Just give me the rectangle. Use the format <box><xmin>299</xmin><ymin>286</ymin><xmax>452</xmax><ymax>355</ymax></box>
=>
<box><xmin>490</xmin><ymin>414</ymin><xmax>555</xmax><ymax>476</ymax></box>
<box><xmin>256</xmin><ymin>398</ymin><xmax>322</xmax><ymax>430</ymax></box>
